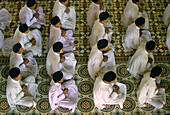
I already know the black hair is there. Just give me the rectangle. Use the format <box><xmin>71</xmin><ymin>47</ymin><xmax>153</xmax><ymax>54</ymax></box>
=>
<box><xmin>27</xmin><ymin>0</ymin><xmax>36</xmax><ymax>8</ymax></box>
<box><xmin>59</xmin><ymin>0</ymin><xmax>67</xmax><ymax>2</ymax></box>
<box><xmin>99</xmin><ymin>12</ymin><xmax>109</xmax><ymax>21</ymax></box>
<box><xmin>135</xmin><ymin>17</ymin><xmax>145</xmax><ymax>27</ymax></box>
<box><xmin>92</xmin><ymin>0</ymin><xmax>99</xmax><ymax>3</ymax></box>
<box><xmin>132</xmin><ymin>0</ymin><xmax>140</xmax><ymax>4</ymax></box>
<box><xmin>145</xmin><ymin>40</ymin><xmax>156</xmax><ymax>51</ymax></box>
<box><xmin>13</xmin><ymin>43</ymin><xmax>22</xmax><ymax>53</ymax></box>
<box><xmin>103</xmin><ymin>71</ymin><xmax>116</xmax><ymax>82</ymax></box>
<box><xmin>51</xmin><ymin>16</ymin><xmax>60</xmax><ymax>26</ymax></box>
<box><xmin>53</xmin><ymin>42</ymin><xmax>63</xmax><ymax>52</ymax></box>
<box><xmin>97</xmin><ymin>39</ymin><xmax>108</xmax><ymax>50</ymax></box>
<box><xmin>52</xmin><ymin>71</ymin><xmax>63</xmax><ymax>83</ymax></box>
<box><xmin>150</xmin><ymin>66</ymin><xmax>162</xmax><ymax>78</ymax></box>
<box><xmin>19</xmin><ymin>24</ymin><xmax>29</xmax><ymax>33</ymax></box>
<box><xmin>9</xmin><ymin>67</ymin><xmax>20</xmax><ymax>79</ymax></box>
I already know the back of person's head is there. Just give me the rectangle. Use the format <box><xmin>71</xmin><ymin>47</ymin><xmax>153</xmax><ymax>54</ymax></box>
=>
<box><xmin>99</xmin><ymin>12</ymin><xmax>109</xmax><ymax>21</ymax></box>
<box><xmin>19</xmin><ymin>24</ymin><xmax>28</xmax><ymax>33</ymax></box>
<box><xmin>59</xmin><ymin>0</ymin><xmax>67</xmax><ymax>2</ymax></box>
<box><xmin>145</xmin><ymin>40</ymin><xmax>156</xmax><ymax>51</ymax></box>
<box><xmin>97</xmin><ymin>39</ymin><xmax>108</xmax><ymax>50</ymax></box>
<box><xmin>13</xmin><ymin>43</ymin><xmax>22</xmax><ymax>53</ymax></box>
<box><xmin>150</xmin><ymin>66</ymin><xmax>162</xmax><ymax>78</ymax></box>
<box><xmin>51</xmin><ymin>16</ymin><xmax>60</xmax><ymax>26</ymax></box>
<box><xmin>27</xmin><ymin>0</ymin><xmax>36</xmax><ymax>7</ymax></box>
<box><xmin>92</xmin><ymin>0</ymin><xmax>99</xmax><ymax>3</ymax></box>
<box><xmin>52</xmin><ymin>71</ymin><xmax>63</xmax><ymax>83</ymax></box>
<box><xmin>53</xmin><ymin>42</ymin><xmax>63</xmax><ymax>52</ymax></box>
<box><xmin>132</xmin><ymin>0</ymin><xmax>140</xmax><ymax>4</ymax></box>
<box><xmin>9</xmin><ymin>67</ymin><xmax>20</xmax><ymax>79</ymax></box>
<box><xmin>103</xmin><ymin>71</ymin><xmax>116</xmax><ymax>82</ymax></box>
<box><xmin>135</xmin><ymin>17</ymin><xmax>145</xmax><ymax>27</ymax></box>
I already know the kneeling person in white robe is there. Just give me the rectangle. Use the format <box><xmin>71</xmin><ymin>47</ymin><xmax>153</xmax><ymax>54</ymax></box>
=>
<box><xmin>121</xmin><ymin>0</ymin><xmax>143</xmax><ymax>29</ymax></box>
<box><xmin>10</xmin><ymin>43</ymin><xmax>38</xmax><ymax>77</ymax></box>
<box><xmin>122</xmin><ymin>17</ymin><xmax>145</xmax><ymax>52</ymax></box>
<box><xmin>14</xmin><ymin>24</ymin><xmax>42</xmax><ymax>56</ymax></box>
<box><xmin>137</xmin><ymin>66</ymin><xmax>166</xmax><ymax>109</ymax></box>
<box><xmin>89</xmin><ymin>12</ymin><xmax>113</xmax><ymax>47</ymax></box>
<box><xmin>88</xmin><ymin>39</ymin><xmax>116</xmax><ymax>80</ymax></box>
<box><xmin>87</xmin><ymin>0</ymin><xmax>113</xmax><ymax>28</ymax></box>
<box><xmin>19</xmin><ymin>0</ymin><xmax>46</xmax><ymax>29</ymax></box>
<box><xmin>6</xmin><ymin>67</ymin><xmax>37</xmax><ymax>109</ymax></box>
<box><xmin>53</xmin><ymin>0</ymin><xmax>76</xmax><ymax>30</ymax></box>
<box><xmin>49</xmin><ymin>71</ymin><xmax>78</xmax><ymax>112</ymax></box>
<box><xmin>47</xmin><ymin>16</ymin><xmax>75</xmax><ymax>52</ymax></box>
<box><xmin>46</xmin><ymin>42</ymin><xmax>77</xmax><ymax>81</ymax></box>
<box><xmin>127</xmin><ymin>40</ymin><xmax>156</xmax><ymax>78</ymax></box>
<box><xmin>93</xmin><ymin>71</ymin><xmax>126</xmax><ymax>109</ymax></box>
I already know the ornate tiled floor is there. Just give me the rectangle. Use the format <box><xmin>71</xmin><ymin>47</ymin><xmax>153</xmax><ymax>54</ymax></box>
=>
<box><xmin>0</xmin><ymin>0</ymin><xmax>169</xmax><ymax>115</ymax></box>
<box><xmin>0</xmin><ymin>63</ymin><xmax>169</xmax><ymax>115</ymax></box>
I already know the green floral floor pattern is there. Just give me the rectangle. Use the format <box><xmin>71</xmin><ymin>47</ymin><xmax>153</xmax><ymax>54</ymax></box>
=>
<box><xmin>0</xmin><ymin>63</ymin><xmax>169</xmax><ymax>115</ymax></box>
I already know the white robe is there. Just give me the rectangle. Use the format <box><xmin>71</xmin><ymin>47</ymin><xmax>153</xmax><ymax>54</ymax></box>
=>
<box><xmin>89</xmin><ymin>20</ymin><xmax>113</xmax><ymax>47</ymax></box>
<box><xmin>0</xmin><ymin>8</ymin><xmax>12</xmax><ymax>30</ymax></box>
<box><xmin>163</xmin><ymin>4</ymin><xmax>170</xmax><ymax>27</ymax></box>
<box><xmin>137</xmin><ymin>72</ymin><xmax>166</xmax><ymax>109</ymax></box>
<box><xmin>46</xmin><ymin>47</ymin><xmax>77</xmax><ymax>80</ymax></box>
<box><xmin>166</xmin><ymin>25</ymin><xmax>170</xmax><ymax>50</ymax></box>
<box><xmin>53</xmin><ymin>0</ymin><xmax>76</xmax><ymax>30</ymax></box>
<box><xmin>88</xmin><ymin>44</ymin><xmax>116</xmax><ymax>80</ymax></box>
<box><xmin>139</xmin><ymin>30</ymin><xmax>152</xmax><ymax>45</ymax></box>
<box><xmin>46</xmin><ymin>25</ymin><xmax>75</xmax><ymax>52</ymax></box>
<box><xmin>93</xmin><ymin>75</ymin><xmax>126</xmax><ymax>109</ymax></box>
<box><xmin>87</xmin><ymin>2</ymin><xmax>113</xmax><ymax>29</ymax></box>
<box><xmin>122</xmin><ymin>23</ymin><xmax>140</xmax><ymax>51</ymax></box>
<box><xmin>121</xmin><ymin>0</ymin><xmax>141</xmax><ymax>29</ymax></box>
<box><xmin>19</xmin><ymin>5</ymin><xmax>46</xmax><ymax>29</ymax></box>
<box><xmin>13</xmin><ymin>28</ymin><xmax>42</xmax><ymax>57</ymax></box>
<box><xmin>10</xmin><ymin>51</ymin><xmax>38</xmax><ymax>77</ymax></box>
<box><xmin>127</xmin><ymin>44</ymin><xmax>154</xmax><ymax>78</ymax></box>
<box><xmin>6</xmin><ymin>75</ymin><xmax>38</xmax><ymax>108</ymax></box>
<box><xmin>0</xmin><ymin>30</ymin><xmax>4</xmax><ymax>49</ymax></box>
<box><xmin>49</xmin><ymin>80</ymin><xmax>78</xmax><ymax>112</ymax></box>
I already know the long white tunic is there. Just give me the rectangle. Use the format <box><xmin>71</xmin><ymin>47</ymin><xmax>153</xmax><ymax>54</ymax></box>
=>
<box><xmin>53</xmin><ymin>0</ymin><xmax>76</xmax><ymax>30</ymax></box>
<box><xmin>88</xmin><ymin>44</ymin><xmax>115</xmax><ymax>80</ymax></box>
<box><xmin>0</xmin><ymin>8</ymin><xmax>12</xmax><ymax>30</ymax></box>
<box><xmin>87</xmin><ymin>2</ymin><xmax>113</xmax><ymax>28</ymax></box>
<box><xmin>89</xmin><ymin>20</ymin><xmax>112</xmax><ymax>47</ymax></box>
<box><xmin>49</xmin><ymin>80</ymin><xmax>78</xmax><ymax>112</ymax></box>
<box><xmin>0</xmin><ymin>30</ymin><xmax>4</xmax><ymax>49</ymax></box>
<box><xmin>46</xmin><ymin>47</ymin><xmax>77</xmax><ymax>80</ymax></box>
<box><xmin>163</xmin><ymin>4</ymin><xmax>170</xmax><ymax>27</ymax></box>
<box><xmin>19</xmin><ymin>5</ymin><xmax>46</xmax><ymax>28</ymax></box>
<box><xmin>10</xmin><ymin>51</ymin><xmax>38</xmax><ymax>77</ymax></box>
<box><xmin>127</xmin><ymin>44</ymin><xmax>154</xmax><ymax>78</ymax></box>
<box><xmin>13</xmin><ymin>28</ymin><xmax>42</xmax><ymax>57</ymax></box>
<box><xmin>137</xmin><ymin>72</ymin><xmax>166</xmax><ymax>109</ymax></box>
<box><xmin>47</xmin><ymin>25</ymin><xmax>75</xmax><ymax>52</ymax></box>
<box><xmin>139</xmin><ymin>30</ymin><xmax>152</xmax><ymax>45</ymax></box>
<box><xmin>122</xmin><ymin>23</ymin><xmax>140</xmax><ymax>51</ymax></box>
<box><xmin>6</xmin><ymin>75</ymin><xmax>38</xmax><ymax>108</ymax></box>
<box><xmin>121</xmin><ymin>0</ymin><xmax>142</xmax><ymax>29</ymax></box>
<box><xmin>166</xmin><ymin>25</ymin><xmax>170</xmax><ymax>50</ymax></box>
<box><xmin>47</xmin><ymin>25</ymin><xmax>61</xmax><ymax>51</ymax></box>
<box><xmin>93</xmin><ymin>75</ymin><xmax>126</xmax><ymax>109</ymax></box>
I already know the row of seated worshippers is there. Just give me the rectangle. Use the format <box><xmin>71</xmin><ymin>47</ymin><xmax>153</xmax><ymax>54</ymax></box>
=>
<box><xmin>5</xmin><ymin>0</ymin><xmax>78</xmax><ymax>113</ymax></box>
<box><xmin>87</xmin><ymin>0</ymin><xmax>167</xmax><ymax>110</ymax></box>
<box><xmin>2</xmin><ymin>0</ymin><xmax>169</xmax><ymax>113</ymax></box>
